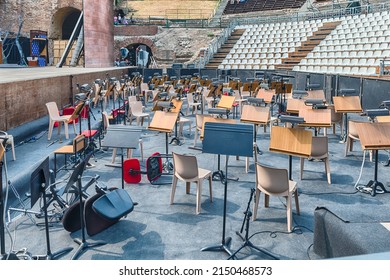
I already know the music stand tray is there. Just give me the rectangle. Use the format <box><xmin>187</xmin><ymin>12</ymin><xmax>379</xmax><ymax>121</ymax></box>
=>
<box><xmin>269</xmin><ymin>126</ymin><xmax>312</xmax><ymax>180</ymax></box>
<box><xmin>216</xmin><ymin>95</ymin><xmax>235</xmax><ymax>110</ymax></box>
<box><xmin>202</xmin><ymin>122</ymin><xmax>253</xmax><ymax>257</ymax></box>
<box><xmin>101</xmin><ymin>125</ymin><xmax>142</xmax><ymax>189</ymax></box>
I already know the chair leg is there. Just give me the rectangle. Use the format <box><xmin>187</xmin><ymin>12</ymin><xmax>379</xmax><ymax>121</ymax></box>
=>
<box><xmin>196</xmin><ymin>181</ymin><xmax>202</xmax><ymax>215</ymax></box>
<box><xmin>245</xmin><ymin>157</ymin><xmax>249</xmax><ymax>173</ymax></box>
<box><xmin>325</xmin><ymin>158</ymin><xmax>331</xmax><ymax>184</ymax></box>
<box><xmin>57</xmin><ymin>122</ymin><xmax>62</xmax><ymax>136</ymax></box>
<box><xmin>186</xmin><ymin>182</ymin><xmax>191</xmax><ymax>194</ymax></box>
<box><xmin>300</xmin><ymin>157</ymin><xmax>304</xmax><ymax>180</ymax></box>
<box><xmin>170</xmin><ymin>176</ymin><xmax>178</xmax><ymax>205</ymax></box>
<box><xmin>344</xmin><ymin>137</ymin><xmax>350</xmax><ymax>156</ymax></box>
<box><xmin>48</xmin><ymin>121</ymin><xmax>54</xmax><ymax>140</ymax></box>
<box><xmin>208</xmin><ymin>176</ymin><xmax>213</xmax><ymax>202</ymax></box>
<box><xmin>193</xmin><ymin>129</ymin><xmax>198</xmax><ymax>147</ymax></box>
<box><xmin>64</xmin><ymin>122</ymin><xmax>69</xmax><ymax>139</ymax></box>
<box><xmin>286</xmin><ymin>195</ymin><xmax>292</xmax><ymax>232</ymax></box>
<box><xmin>264</xmin><ymin>194</ymin><xmax>270</xmax><ymax>208</ymax></box>
<box><xmin>252</xmin><ymin>188</ymin><xmax>260</xmax><ymax>221</ymax></box>
<box><xmin>112</xmin><ymin>148</ymin><xmax>117</xmax><ymax>163</ymax></box>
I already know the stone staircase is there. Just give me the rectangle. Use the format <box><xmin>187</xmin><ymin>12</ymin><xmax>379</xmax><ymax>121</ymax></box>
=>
<box><xmin>205</xmin><ymin>28</ymin><xmax>245</xmax><ymax>69</ymax></box>
<box><xmin>275</xmin><ymin>21</ymin><xmax>341</xmax><ymax>70</ymax></box>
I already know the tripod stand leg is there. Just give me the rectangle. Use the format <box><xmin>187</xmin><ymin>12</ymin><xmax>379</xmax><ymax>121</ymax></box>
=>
<box><xmin>229</xmin><ymin>188</ymin><xmax>278</xmax><ymax>260</ymax></box>
<box><xmin>71</xmin><ymin>238</ymin><xmax>106</xmax><ymax>260</ymax></box>
<box><xmin>201</xmin><ymin>237</ymin><xmax>233</xmax><ymax>256</ymax></box>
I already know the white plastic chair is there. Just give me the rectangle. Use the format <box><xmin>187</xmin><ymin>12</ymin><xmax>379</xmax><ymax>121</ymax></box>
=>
<box><xmin>128</xmin><ymin>101</ymin><xmax>150</xmax><ymax>126</ymax></box>
<box><xmin>45</xmin><ymin>102</ymin><xmax>76</xmax><ymax>140</ymax></box>
<box><xmin>170</xmin><ymin>152</ymin><xmax>213</xmax><ymax>215</ymax></box>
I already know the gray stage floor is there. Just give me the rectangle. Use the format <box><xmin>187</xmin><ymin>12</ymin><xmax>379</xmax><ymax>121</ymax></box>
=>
<box><xmin>2</xmin><ymin>84</ymin><xmax>390</xmax><ymax>261</ymax></box>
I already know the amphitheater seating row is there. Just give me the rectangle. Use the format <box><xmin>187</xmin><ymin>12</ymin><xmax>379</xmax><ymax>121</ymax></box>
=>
<box><xmin>296</xmin><ymin>10</ymin><xmax>390</xmax><ymax>75</ymax></box>
<box><xmin>217</xmin><ymin>10</ymin><xmax>390</xmax><ymax>76</ymax></box>
<box><xmin>223</xmin><ymin>0</ymin><xmax>306</xmax><ymax>15</ymax></box>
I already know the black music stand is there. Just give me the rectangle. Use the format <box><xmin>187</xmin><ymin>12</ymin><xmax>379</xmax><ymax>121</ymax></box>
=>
<box><xmin>101</xmin><ymin>125</ymin><xmax>142</xmax><ymax>189</ymax></box>
<box><xmin>30</xmin><ymin>157</ymin><xmax>73</xmax><ymax>260</ymax></box>
<box><xmin>201</xmin><ymin>122</ymin><xmax>253</xmax><ymax>257</ymax></box>
<box><xmin>71</xmin><ymin>154</ymin><xmax>106</xmax><ymax>260</ymax></box>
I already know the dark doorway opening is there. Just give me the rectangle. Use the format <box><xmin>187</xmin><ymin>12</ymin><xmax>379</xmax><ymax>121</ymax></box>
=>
<box><xmin>62</xmin><ymin>11</ymin><xmax>81</xmax><ymax>39</ymax></box>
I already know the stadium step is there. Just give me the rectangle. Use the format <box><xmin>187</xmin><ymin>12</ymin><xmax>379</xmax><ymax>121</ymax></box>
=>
<box><xmin>205</xmin><ymin>28</ymin><xmax>245</xmax><ymax>69</ymax></box>
<box><xmin>275</xmin><ymin>21</ymin><xmax>341</xmax><ymax>70</ymax></box>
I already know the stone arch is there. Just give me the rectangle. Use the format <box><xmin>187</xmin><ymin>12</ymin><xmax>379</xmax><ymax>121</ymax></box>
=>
<box><xmin>51</xmin><ymin>7</ymin><xmax>81</xmax><ymax>39</ymax></box>
<box><xmin>114</xmin><ymin>37</ymin><xmax>158</xmax><ymax>67</ymax></box>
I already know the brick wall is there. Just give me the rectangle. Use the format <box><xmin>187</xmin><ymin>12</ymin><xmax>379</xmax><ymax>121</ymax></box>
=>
<box><xmin>114</xmin><ymin>25</ymin><xmax>159</xmax><ymax>36</ymax></box>
<box><xmin>84</xmin><ymin>0</ymin><xmax>114</xmax><ymax>67</ymax></box>
<box><xmin>0</xmin><ymin>68</ymin><xmax>131</xmax><ymax>130</ymax></box>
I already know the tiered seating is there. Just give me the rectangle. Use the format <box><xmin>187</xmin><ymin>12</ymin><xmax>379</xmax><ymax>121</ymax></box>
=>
<box><xmin>223</xmin><ymin>0</ymin><xmax>307</xmax><ymax>15</ymax></box>
<box><xmin>218</xmin><ymin>19</ymin><xmax>324</xmax><ymax>70</ymax></box>
<box><xmin>294</xmin><ymin>11</ymin><xmax>390</xmax><ymax>75</ymax></box>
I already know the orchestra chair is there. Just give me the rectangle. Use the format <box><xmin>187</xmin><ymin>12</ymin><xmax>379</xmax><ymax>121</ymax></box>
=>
<box><xmin>102</xmin><ymin>112</ymin><xmax>143</xmax><ymax>163</ymax></box>
<box><xmin>193</xmin><ymin>114</ymin><xmax>204</xmax><ymax>147</ymax></box>
<box><xmin>178</xmin><ymin>117</ymin><xmax>192</xmax><ymax>137</ymax></box>
<box><xmin>0</xmin><ymin>130</ymin><xmax>16</xmax><ymax>161</ymax></box>
<box><xmin>345</xmin><ymin>120</ymin><xmax>372</xmax><ymax>161</ymax></box>
<box><xmin>253</xmin><ymin>163</ymin><xmax>300</xmax><ymax>232</ymax></box>
<box><xmin>328</xmin><ymin>105</ymin><xmax>343</xmax><ymax>135</ymax></box>
<box><xmin>233</xmin><ymin>90</ymin><xmax>247</xmax><ymax>115</ymax></box>
<box><xmin>53</xmin><ymin>134</ymin><xmax>86</xmax><ymax>177</ymax></box>
<box><xmin>300</xmin><ymin>136</ymin><xmax>331</xmax><ymax>184</ymax></box>
<box><xmin>170</xmin><ymin>152</ymin><xmax>213</xmax><ymax>215</ymax></box>
<box><xmin>128</xmin><ymin>101</ymin><xmax>150</xmax><ymax>126</ymax></box>
<box><xmin>186</xmin><ymin>93</ymin><xmax>201</xmax><ymax>116</ymax></box>
<box><xmin>46</xmin><ymin>101</ymin><xmax>76</xmax><ymax>140</ymax></box>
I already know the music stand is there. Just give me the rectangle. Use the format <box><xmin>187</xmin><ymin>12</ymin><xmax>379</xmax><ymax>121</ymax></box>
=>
<box><xmin>217</xmin><ymin>95</ymin><xmax>235</xmax><ymax>113</ymax></box>
<box><xmin>168</xmin><ymin>99</ymin><xmax>183</xmax><ymax>146</ymax></box>
<box><xmin>256</xmin><ymin>88</ymin><xmax>276</xmax><ymax>116</ymax></box>
<box><xmin>333</xmin><ymin>94</ymin><xmax>362</xmax><ymax>143</ymax></box>
<box><xmin>200</xmin><ymin>116</ymin><xmax>237</xmax><ymax>183</ymax></box>
<box><xmin>201</xmin><ymin>122</ymin><xmax>253</xmax><ymax>257</ymax></box>
<box><xmin>269</xmin><ymin>126</ymin><xmax>312</xmax><ymax>180</ymax></box>
<box><xmin>355</xmin><ymin>122</ymin><xmax>390</xmax><ymax>196</ymax></box>
<box><xmin>298</xmin><ymin>107</ymin><xmax>331</xmax><ymax>136</ymax></box>
<box><xmin>101</xmin><ymin>125</ymin><xmax>142</xmax><ymax>189</ymax></box>
<box><xmin>29</xmin><ymin>156</ymin><xmax>73</xmax><ymax>260</ymax></box>
<box><xmin>240</xmin><ymin>104</ymin><xmax>269</xmax><ymax>170</ymax></box>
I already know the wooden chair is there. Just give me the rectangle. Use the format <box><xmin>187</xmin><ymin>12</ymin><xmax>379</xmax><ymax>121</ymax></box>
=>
<box><xmin>253</xmin><ymin>163</ymin><xmax>300</xmax><ymax>232</ymax></box>
<box><xmin>328</xmin><ymin>104</ymin><xmax>343</xmax><ymax>135</ymax></box>
<box><xmin>45</xmin><ymin>101</ymin><xmax>77</xmax><ymax>140</ymax></box>
<box><xmin>300</xmin><ymin>136</ymin><xmax>331</xmax><ymax>184</ymax></box>
<box><xmin>170</xmin><ymin>152</ymin><xmax>213</xmax><ymax>214</ymax></box>
<box><xmin>53</xmin><ymin>134</ymin><xmax>86</xmax><ymax>177</ymax></box>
